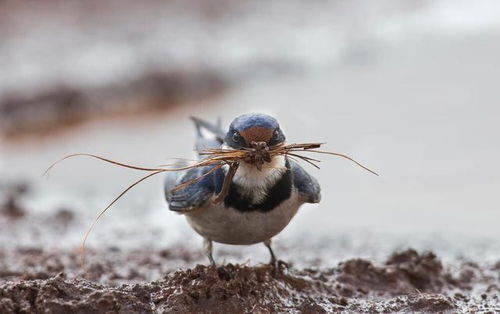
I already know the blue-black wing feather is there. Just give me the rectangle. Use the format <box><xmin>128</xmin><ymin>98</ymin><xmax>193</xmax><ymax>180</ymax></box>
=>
<box><xmin>166</xmin><ymin>165</ymin><xmax>224</xmax><ymax>212</ymax></box>
<box><xmin>289</xmin><ymin>159</ymin><xmax>321</xmax><ymax>203</ymax></box>
<box><xmin>165</xmin><ymin>116</ymin><xmax>226</xmax><ymax>212</ymax></box>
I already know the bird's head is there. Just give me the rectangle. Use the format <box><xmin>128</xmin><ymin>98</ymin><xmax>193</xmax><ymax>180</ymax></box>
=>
<box><xmin>225</xmin><ymin>113</ymin><xmax>286</xmax><ymax>150</ymax></box>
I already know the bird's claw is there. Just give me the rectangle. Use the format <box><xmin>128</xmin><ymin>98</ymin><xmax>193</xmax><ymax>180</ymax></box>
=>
<box><xmin>216</xmin><ymin>265</ymin><xmax>233</xmax><ymax>281</ymax></box>
<box><xmin>270</xmin><ymin>259</ymin><xmax>289</xmax><ymax>276</ymax></box>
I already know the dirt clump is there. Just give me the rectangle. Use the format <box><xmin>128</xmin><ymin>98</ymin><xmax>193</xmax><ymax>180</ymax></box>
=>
<box><xmin>0</xmin><ymin>273</ymin><xmax>155</xmax><ymax>314</ymax></box>
<box><xmin>0</xmin><ymin>183</ymin><xmax>29</xmax><ymax>219</ymax></box>
<box><xmin>153</xmin><ymin>264</ymin><xmax>344</xmax><ymax>313</ymax></box>
<box><xmin>0</xmin><ymin>195</ymin><xmax>25</xmax><ymax>219</ymax></box>
<box><xmin>336</xmin><ymin>249</ymin><xmax>446</xmax><ymax>297</ymax></box>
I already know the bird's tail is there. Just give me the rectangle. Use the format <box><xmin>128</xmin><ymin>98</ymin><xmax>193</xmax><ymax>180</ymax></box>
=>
<box><xmin>189</xmin><ymin>116</ymin><xmax>225</xmax><ymax>152</ymax></box>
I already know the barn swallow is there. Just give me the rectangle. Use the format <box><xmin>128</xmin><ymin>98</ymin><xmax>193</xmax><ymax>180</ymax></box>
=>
<box><xmin>164</xmin><ymin>113</ymin><xmax>321</xmax><ymax>267</ymax></box>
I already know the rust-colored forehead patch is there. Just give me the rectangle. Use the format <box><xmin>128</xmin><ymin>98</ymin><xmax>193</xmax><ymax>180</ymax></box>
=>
<box><xmin>239</xmin><ymin>126</ymin><xmax>274</xmax><ymax>145</ymax></box>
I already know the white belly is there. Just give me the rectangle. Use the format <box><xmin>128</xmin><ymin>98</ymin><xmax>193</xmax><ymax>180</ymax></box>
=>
<box><xmin>185</xmin><ymin>190</ymin><xmax>303</xmax><ymax>245</ymax></box>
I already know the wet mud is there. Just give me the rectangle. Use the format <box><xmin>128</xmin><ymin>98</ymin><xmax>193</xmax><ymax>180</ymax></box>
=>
<box><xmin>1</xmin><ymin>183</ymin><xmax>499</xmax><ymax>313</ymax></box>
<box><xmin>1</xmin><ymin>247</ymin><xmax>499</xmax><ymax>313</ymax></box>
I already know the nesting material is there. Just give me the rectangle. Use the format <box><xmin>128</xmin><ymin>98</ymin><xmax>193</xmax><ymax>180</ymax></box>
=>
<box><xmin>45</xmin><ymin>142</ymin><xmax>378</xmax><ymax>268</ymax></box>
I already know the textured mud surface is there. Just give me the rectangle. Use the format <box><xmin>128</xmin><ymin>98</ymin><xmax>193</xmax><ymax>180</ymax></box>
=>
<box><xmin>1</xmin><ymin>248</ymin><xmax>500</xmax><ymax>313</ymax></box>
<box><xmin>1</xmin><ymin>182</ymin><xmax>500</xmax><ymax>313</ymax></box>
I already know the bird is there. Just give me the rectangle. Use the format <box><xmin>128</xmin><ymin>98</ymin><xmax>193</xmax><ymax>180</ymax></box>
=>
<box><xmin>164</xmin><ymin>113</ymin><xmax>321</xmax><ymax>267</ymax></box>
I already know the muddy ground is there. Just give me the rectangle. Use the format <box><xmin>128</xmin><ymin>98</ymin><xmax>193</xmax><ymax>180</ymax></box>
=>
<box><xmin>0</xmin><ymin>249</ymin><xmax>500</xmax><ymax>313</ymax></box>
<box><xmin>1</xmin><ymin>247</ymin><xmax>499</xmax><ymax>313</ymax></box>
<box><xmin>1</xmin><ymin>182</ymin><xmax>499</xmax><ymax>313</ymax></box>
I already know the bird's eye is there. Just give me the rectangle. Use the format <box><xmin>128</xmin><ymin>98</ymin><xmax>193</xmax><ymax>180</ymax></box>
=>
<box><xmin>232</xmin><ymin>132</ymin><xmax>242</xmax><ymax>142</ymax></box>
<box><xmin>272</xmin><ymin>130</ymin><xmax>279</xmax><ymax>140</ymax></box>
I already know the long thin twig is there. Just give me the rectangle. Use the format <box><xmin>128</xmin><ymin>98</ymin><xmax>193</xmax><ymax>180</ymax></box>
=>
<box><xmin>213</xmin><ymin>163</ymin><xmax>239</xmax><ymax>204</ymax></box>
<box><xmin>80</xmin><ymin>169</ymin><xmax>166</xmax><ymax>269</ymax></box>
<box><xmin>171</xmin><ymin>164</ymin><xmax>224</xmax><ymax>192</ymax></box>
<box><xmin>284</xmin><ymin>153</ymin><xmax>321</xmax><ymax>169</ymax></box>
<box><xmin>298</xmin><ymin>149</ymin><xmax>379</xmax><ymax>176</ymax></box>
<box><xmin>44</xmin><ymin>153</ymin><xmax>167</xmax><ymax>177</ymax></box>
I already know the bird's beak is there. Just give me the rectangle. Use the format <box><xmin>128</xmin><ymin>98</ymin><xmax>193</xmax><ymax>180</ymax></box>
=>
<box><xmin>247</xmin><ymin>141</ymin><xmax>271</xmax><ymax>171</ymax></box>
<box><xmin>250</xmin><ymin>141</ymin><xmax>268</xmax><ymax>151</ymax></box>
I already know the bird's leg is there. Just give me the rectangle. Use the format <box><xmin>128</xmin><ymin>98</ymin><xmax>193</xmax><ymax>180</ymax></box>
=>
<box><xmin>203</xmin><ymin>238</ymin><xmax>216</xmax><ymax>266</ymax></box>
<box><xmin>263</xmin><ymin>238</ymin><xmax>277</xmax><ymax>265</ymax></box>
<box><xmin>264</xmin><ymin>239</ymin><xmax>289</xmax><ymax>275</ymax></box>
<box><xmin>204</xmin><ymin>238</ymin><xmax>232</xmax><ymax>279</ymax></box>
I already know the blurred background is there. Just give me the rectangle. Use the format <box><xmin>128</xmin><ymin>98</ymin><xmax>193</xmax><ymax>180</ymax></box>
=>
<box><xmin>1</xmin><ymin>0</ymin><xmax>500</xmax><ymax>265</ymax></box>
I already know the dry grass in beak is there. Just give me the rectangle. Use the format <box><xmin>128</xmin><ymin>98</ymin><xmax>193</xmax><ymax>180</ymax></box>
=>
<box><xmin>199</xmin><ymin>142</ymin><xmax>379</xmax><ymax>176</ymax></box>
<box><xmin>44</xmin><ymin>142</ymin><xmax>378</xmax><ymax>270</ymax></box>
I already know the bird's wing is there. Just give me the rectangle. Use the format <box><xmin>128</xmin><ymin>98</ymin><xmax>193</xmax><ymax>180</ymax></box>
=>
<box><xmin>164</xmin><ymin>117</ymin><xmax>226</xmax><ymax>212</ymax></box>
<box><xmin>165</xmin><ymin>165</ymin><xmax>224</xmax><ymax>213</ymax></box>
<box><xmin>289</xmin><ymin>159</ymin><xmax>321</xmax><ymax>203</ymax></box>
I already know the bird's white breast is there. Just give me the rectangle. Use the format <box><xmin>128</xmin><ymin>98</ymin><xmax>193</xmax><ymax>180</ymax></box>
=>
<box><xmin>231</xmin><ymin>155</ymin><xmax>287</xmax><ymax>203</ymax></box>
<box><xmin>184</xmin><ymin>155</ymin><xmax>303</xmax><ymax>245</ymax></box>
<box><xmin>185</xmin><ymin>190</ymin><xmax>302</xmax><ymax>245</ymax></box>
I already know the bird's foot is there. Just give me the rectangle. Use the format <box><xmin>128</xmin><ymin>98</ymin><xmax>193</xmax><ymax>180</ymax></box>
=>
<box><xmin>270</xmin><ymin>259</ymin><xmax>289</xmax><ymax>276</ymax></box>
<box><xmin>216</xmin><ymin>264</ymin><xmax>234</xmax><ymax>281</ymax></box>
